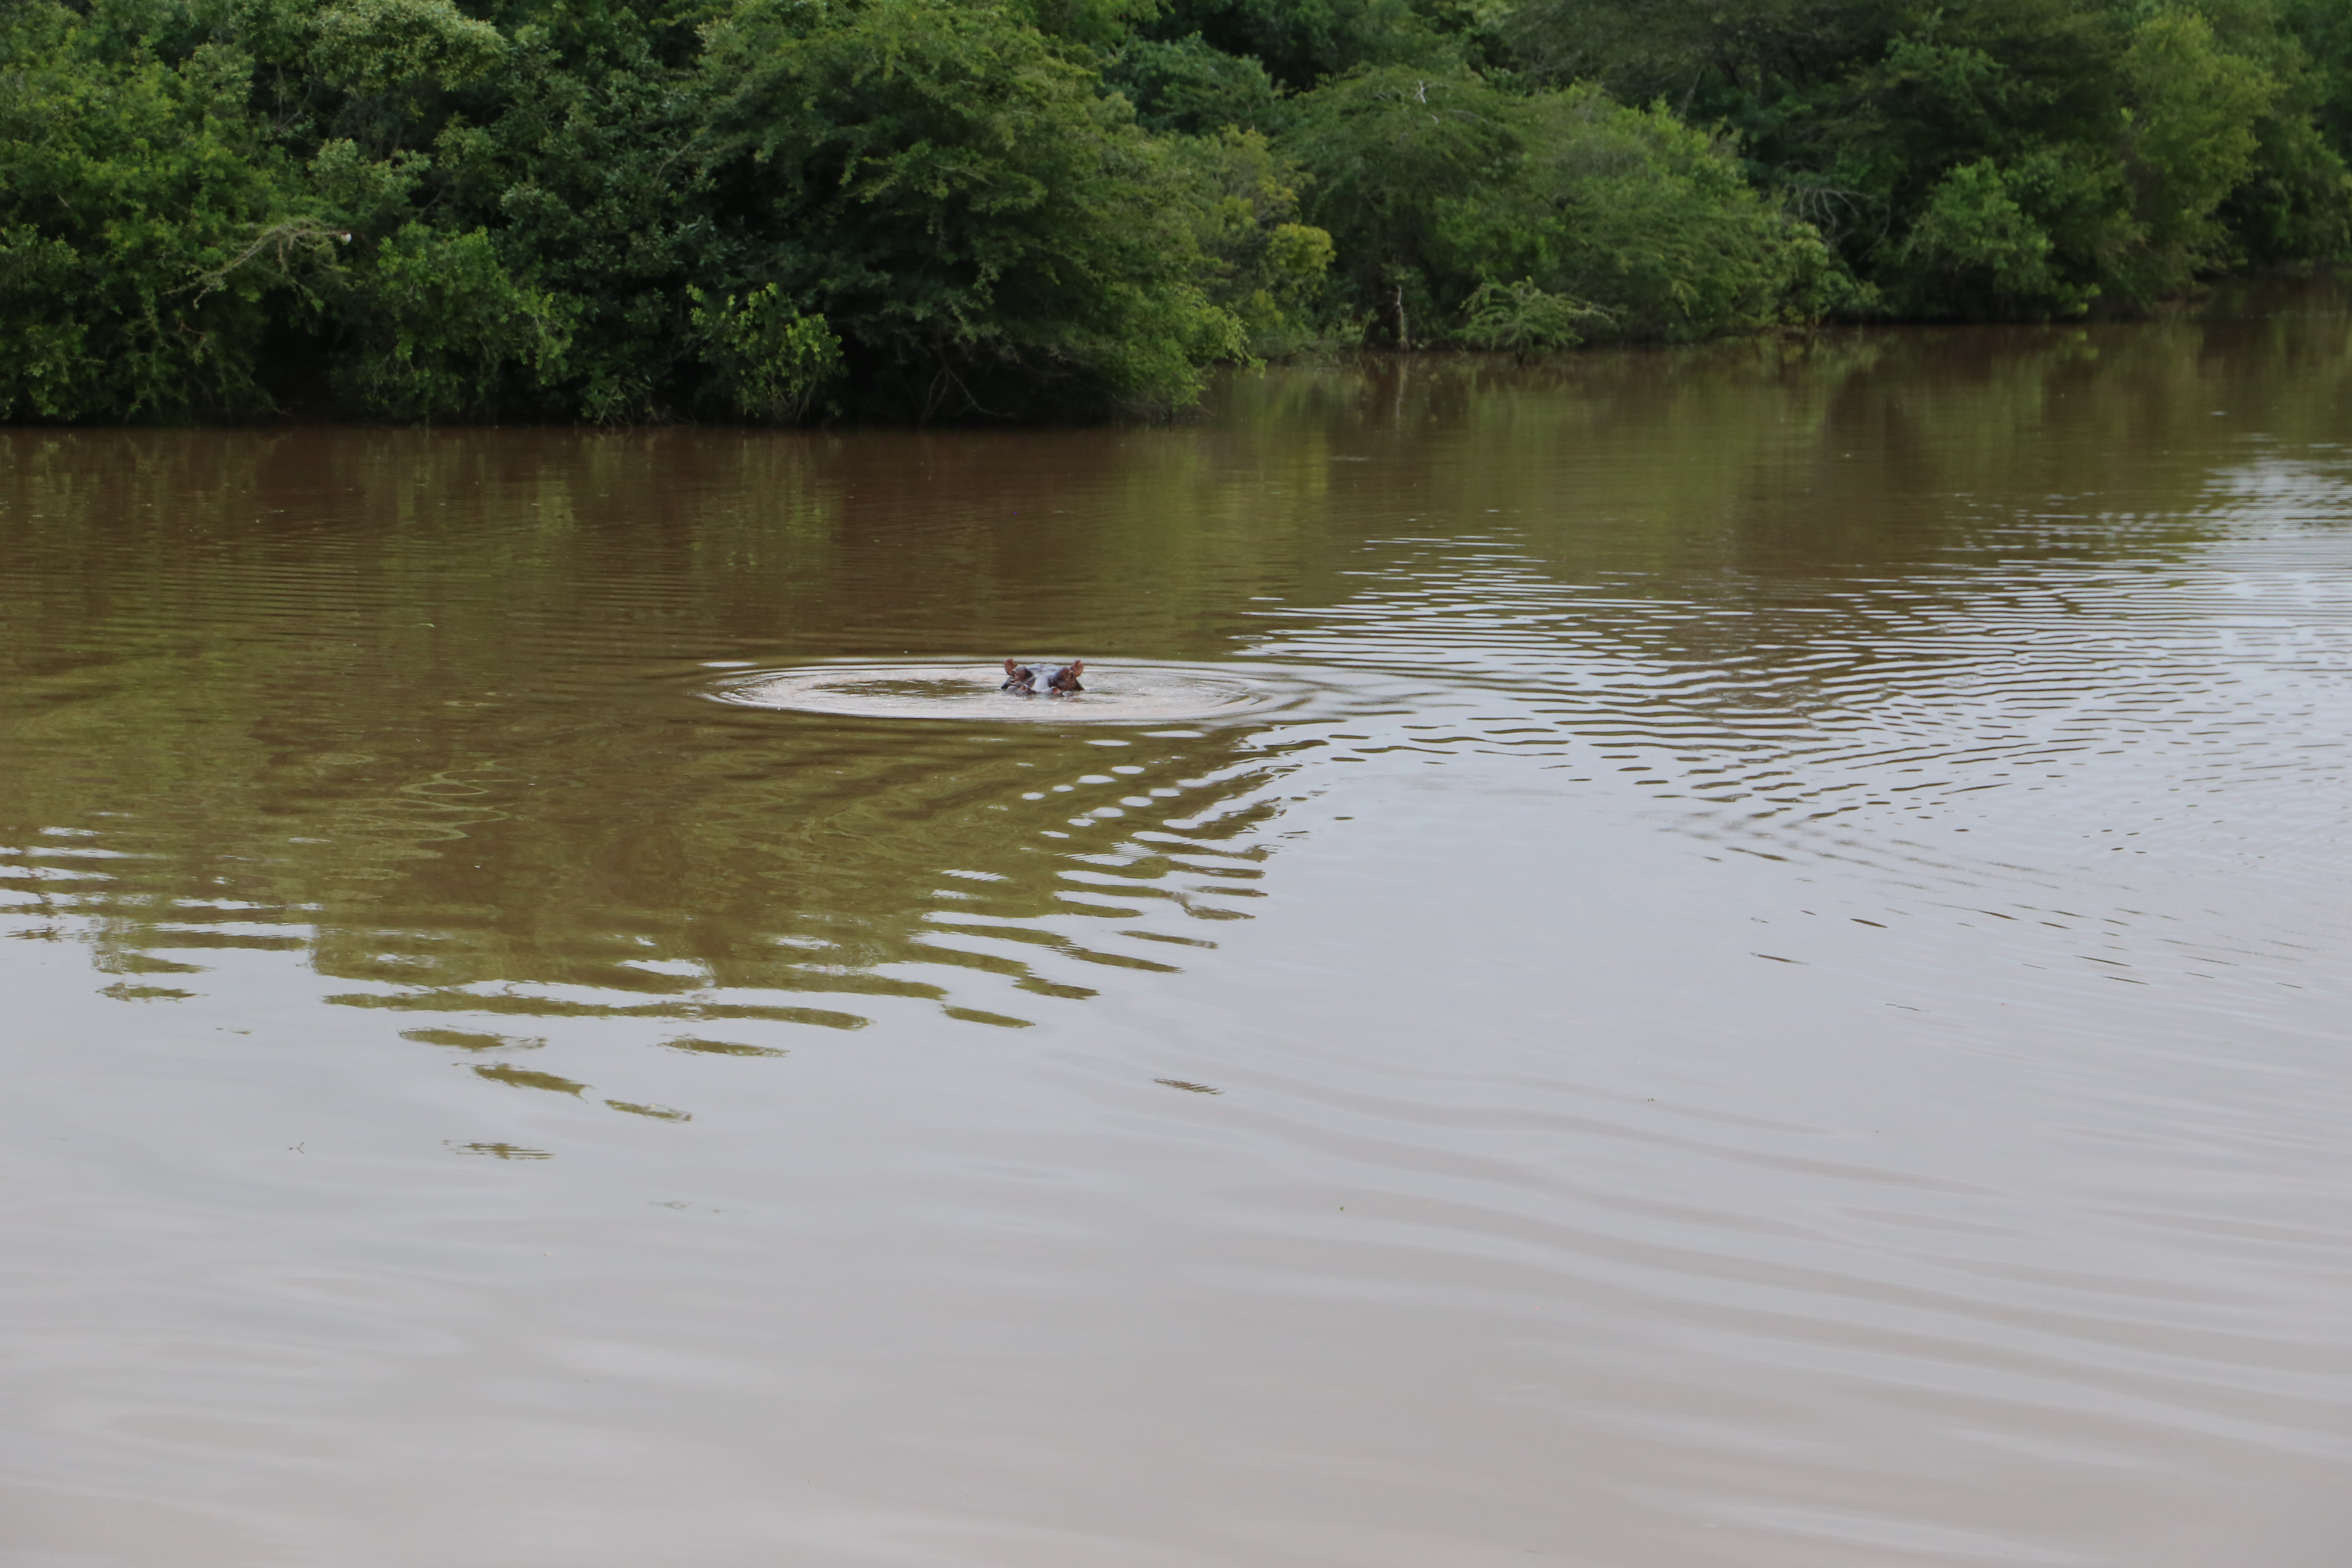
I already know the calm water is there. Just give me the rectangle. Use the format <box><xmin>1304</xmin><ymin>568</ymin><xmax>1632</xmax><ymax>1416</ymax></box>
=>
<box><xmin>4</xmin><ymin>294</ymin><xmax>2350</xmax><ymax>1565</ymax></box>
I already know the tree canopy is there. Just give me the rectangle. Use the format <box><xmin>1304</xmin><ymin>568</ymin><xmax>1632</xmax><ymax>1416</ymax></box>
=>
<box><xmin>4</xmin><ymin>0</ymin><xmax>2347</xmax><ymax>423</ymax></box>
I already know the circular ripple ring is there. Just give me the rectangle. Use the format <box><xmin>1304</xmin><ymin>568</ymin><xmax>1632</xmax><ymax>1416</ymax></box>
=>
<box><xmin>706</xmin><ymin>661</ymin><xmax>1291</xmax><ymax>724</ymax></box>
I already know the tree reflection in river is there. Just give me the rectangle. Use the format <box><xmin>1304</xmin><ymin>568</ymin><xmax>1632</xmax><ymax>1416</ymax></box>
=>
<box><xmin>6</xmin><ymin>288</ymin><xmax>2352</xmax><ymax>1041</ymax></box>
<box><xmin>5</xmin><ymin>282</ymin><xmax>2352</xmax><ymax>1568</ymax></box>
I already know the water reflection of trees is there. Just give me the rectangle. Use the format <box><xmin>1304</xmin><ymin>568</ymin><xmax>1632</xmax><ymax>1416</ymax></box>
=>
<box><xmin>0</xmin><ymin>683</ymin><xmax>1301</xmax><ymax>1027</ymax></box>
<box><xmin>1224</xmin><ymin>303</ymin><xmax>2352</xmax><ymax>576</ymax></box>
<box><xmin>8</xmin><ymin>295</ymin><xmax>2352</xmax><ymax>1018</ymax></box>
<box><xmin>1215</xmin><ymin>300</ymin><xmax>2352</xmax><ymax>700</ymax></box>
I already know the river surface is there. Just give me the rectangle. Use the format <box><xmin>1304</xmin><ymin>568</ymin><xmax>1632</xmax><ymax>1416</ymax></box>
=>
<box><xmin>4</xmin><ymin>290</ymin><xmax>2350</xmax><ymax>1567</ymax></box>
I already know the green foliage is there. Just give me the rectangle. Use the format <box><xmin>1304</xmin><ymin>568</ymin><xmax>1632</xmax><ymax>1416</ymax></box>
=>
<box><xmin>1287</xmin><ymin>70</ymin><xmax>1841</xmax><ymax>345</ymax></box>
<box><xmin>310</xmin><ymin>0</ymin><xmax>508</xmax><ymax>95</ymax></box>
<box><xmin>422</xmin><ymin>5</ymin><xmax>713</xmax><ymax>421</ymax></box>
<box><xmin>333</xmin><ymin>223</ymin><xmax>572</xmax><ymax>418</ymax></box>
<box><xmin>10</xmin><ymin>0</ymin><xmax>2352</xmax><ymax>426</ymax></box>
<box><xmin>1504</xmin><ymin>0</ymin><xmax>2352</xmax><ymax>319</ymax></box>
<box><xmin>0</xmin><ymin>6</ymin><xmax>306</xmax><ymax>420</ymax></box>
<box><xmin>2123</xmin><ymin>10</ymin><xmax>2274</xmax><ymax>263</ymax></box>
<box><xmin>1</xmin><ymin>0</ymin><xmax>1256</xmax><ymax>422</ymax></box>
<box><xmin>1268</xmin><ymin>224</ymin><xmax>1339</xmax><ymax>293</ymax></box>
<box><xmin>1004</xmin><ymin>0</ymin><xmax>1160</xmax><ymax>46</ymax></box>
<box><xmin>1895</xmin><ymin>154</ymin><xmax>2103</xmax><ymax>316</ymax></box>
<box><xmin>1172</xmin><ymin>128</ymin><xmax>1335</xmax><ymax>349</ymax></box>
<box><xmin>1280</xmin><ymin>64</ymin><xmax>1523</xmax><ymax>336</ymax></box>
<box><xmin>1100</xmin><ymin>33</ymin><xmax>1287</xmax><ymax>134</ymax></box>
<box><xmin>1139</xmin><ymin>0</ymin><xmax>1461</xmax><ymax>92</ymax></box>
<box><xmin>1456</xmin><ymin>277</ymin><xmax>1606</xmax><ymax>354</ymax></box>
<box><xmin>1442</xmin><ymin>87</ymin><xmax>1849</xmax><ymax>339</ymax></box>
<box><xmin>696</xmin><ymin>0</ymin><xmax>1245</xmax><ymax>417</ymax></box>
<box><xmin>2280</xmin><ymin>0</ymin><xmax>2352</xmax><ymax>155</ymax></box>
<box><xmin>309</xmin><ymin>139</ymin><xmax>432</xmax><ymax>236</ymax></box>
<box><xmin>689</xmin><ymin>284</ymin><xmax>845</xmax><ymax>421</ymax></box>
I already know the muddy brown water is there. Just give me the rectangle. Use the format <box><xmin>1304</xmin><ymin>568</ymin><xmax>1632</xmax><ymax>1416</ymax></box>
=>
<box><xmin>4</xmin><ymin>291</ymin><xmax>2351</xmax><ymax>1566</ymax></box>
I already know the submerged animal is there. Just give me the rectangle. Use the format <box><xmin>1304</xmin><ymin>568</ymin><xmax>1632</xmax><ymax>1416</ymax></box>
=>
<box><xmin>1002</xmin><ymin>658</ymin><xmax>1085</xmax><ymax>696</ymax></box>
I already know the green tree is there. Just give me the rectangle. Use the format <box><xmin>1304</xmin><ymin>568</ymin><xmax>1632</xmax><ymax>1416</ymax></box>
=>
<box><xmin>1140</xmin><ymin>0</ymin><xmax>1461</xmax><ymax>92</ymax></box>
<box><xmin>1170</xmin><ymin>128</ymin><xmax>1335</xmax><ymax>350</ymax></box>
<box><xmin>1500</xmin><ymin>0</ymin><xmax>2352</xmax><ymax>319</ymax></box>
<box><xmin>0</xmin><ymin>5</ymin><xmax>308</xmax><ymax>419</ymax></box>
<box><xmin>1437</xmin><ymin>86</ymin><xmax>1847</xmax><ymax>339</ymax></box>
<box><xmin>331</xmin><ymin>222</ymin><xmax>573</xmax><ymax>418</ymax></box>
<box><xmin>1286</xmin><ymin>69</ymin><xmax>1839</xmax><ymax>345</ymax></box>
<box><xmin>1281</xmin><ymin>65</ymin><xmax>1523</xmax><ymax>341</ymax></box>
<box><xmin>1893</xmin><ymin>153</ymin><xmax>2106</xmax><ymax>316</ymax></box>
<box><xmin>1456</xmin><ymin>277</ymin><xmax>1607</xmax><ymax>355</ymax></box>
<box><xmin>423</xmin><ymin>3</ymin><xmax>714</xmax><ymax>421</ymax></box>
<box><xmin>1100</xmin><ymin>32</ymin><xmax>1287</xmax><ymax>135</ymax></box>
<box><xmin>695</xmin><ymin>0</ymin><xmax>1246</xmax><ymax>417</ymax></box>
<box><xmin>2123</xmin><ymin>9</ymin><xmax>2276</xmax><ymax>269</ymax></box>
<box><xmin>689</xmin><ymin>282</ymin><xmax>845</xmax><ymax>421</ymax></box>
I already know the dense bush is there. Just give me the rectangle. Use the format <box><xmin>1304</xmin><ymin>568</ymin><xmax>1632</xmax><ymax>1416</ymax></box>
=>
<box><xmin>1503</xmin><ymin>0</ymin><xmax>2352</xmax><ymax>317</ymax></box>
<box><xmin>5</xmin><ymin>0</ymin><xmax>2350</xmax><ymax>424</ymax></box>
<box><xmin>1</xmin><ymin>0</ymin><xmax>1260</xmax><ymax>421</ymax></box>
<box><xmin>0</xmin><ymin>6</ymin><xmax>303</xmax><ymax>419</ymax></box>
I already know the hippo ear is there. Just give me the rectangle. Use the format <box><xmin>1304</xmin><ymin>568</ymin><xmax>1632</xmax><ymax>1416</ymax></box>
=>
<box><xmin>1069</xmin><ymin>660</ymin><xmax>1083</xmax><ymax>676</ymax></box>
<box><xmin>1004</xmin><ymin>658</ymin><xmax>1020</xmax><ymax>675</ymax></box>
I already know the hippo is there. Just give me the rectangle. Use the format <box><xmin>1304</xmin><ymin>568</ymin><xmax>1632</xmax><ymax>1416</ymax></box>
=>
<box><xmin>1002</xmin><ymin>658</ymin><xmax>1085</xmax><ymax>696</ymax></box>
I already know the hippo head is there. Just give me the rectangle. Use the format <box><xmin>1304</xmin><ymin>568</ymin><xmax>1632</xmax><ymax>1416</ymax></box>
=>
<box><xmin>1001</xmin><ymin>658</ymin><xmax>1084</xmax><ymax>696</ymax></box>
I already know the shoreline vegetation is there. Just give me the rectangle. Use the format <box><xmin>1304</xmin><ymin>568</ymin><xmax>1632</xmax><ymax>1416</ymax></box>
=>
<box><xmin>6</xmin><ymin>0</ymin><xmax>2350</xmax><ymax>425</ymax></box>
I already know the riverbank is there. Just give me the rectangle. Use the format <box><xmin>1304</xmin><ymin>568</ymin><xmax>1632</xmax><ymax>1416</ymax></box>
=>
<box><xmin>7</xmin><ymin>0</ymin><xmax>2349</xmax><ymax>427</ymax></box>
